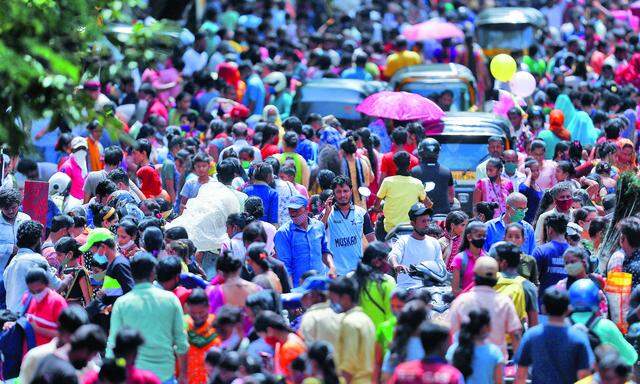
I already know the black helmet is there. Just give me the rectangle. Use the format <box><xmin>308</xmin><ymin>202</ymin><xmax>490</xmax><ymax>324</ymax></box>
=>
<box><xmin>528</xmin><ymin>105</ymin><xmax>544</xmax><ymax>119</ymax></box>
<box><xmin>417</xmin><ymin>138</ymin><xmax>440</xmax><ymax>160</ymax></box>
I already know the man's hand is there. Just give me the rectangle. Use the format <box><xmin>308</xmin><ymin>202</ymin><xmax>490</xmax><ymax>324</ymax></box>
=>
<box><xmin>2</xmin><ymin>321</ymin><xmax>15</xmax><ymax>331</ymax></box>
<box><xmin>423</xmin><ymin>195</ymin><xmax>434</xmax><ymax>209</ymax></box>
<box><xmin>394</xmin><ymin>264</ymin><xmax>408</xmax><ymax>274</ymax></box>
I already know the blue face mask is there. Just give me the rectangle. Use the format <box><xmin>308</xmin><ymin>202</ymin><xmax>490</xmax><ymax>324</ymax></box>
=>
<box><xmin>330</xmin><ymin>301</ymin><xmax>344</xmax><ymax>314</ymax></box>
<box><xmin>93</xmin><ymin>253</ymin><xmax>108</xmax><ymax>265</ymax></box>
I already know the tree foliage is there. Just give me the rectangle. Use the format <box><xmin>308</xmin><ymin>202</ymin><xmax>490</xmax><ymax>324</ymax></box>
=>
<box><xmin>0</xmin><ymin>0</ymin><xmax>178</xmax><ymax>152</ymax></box>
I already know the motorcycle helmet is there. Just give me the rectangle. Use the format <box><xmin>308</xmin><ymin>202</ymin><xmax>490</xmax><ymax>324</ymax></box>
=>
<box><xmin>528</xmin><ymin>105</ymin><xmax>544</xmax><ymax>120</ymax></box>
<box><xmin>568</xmin><ymin>278</ymin><xmax>600</xmax><ymax>312</ymax></box>
<box><xmin>48</xmin><ymin>172</ymin><xmax>71</xmax><ymax>196</ymax></box>
<box><xmin>417</xmin><ymin>138</ymin><xmax>440</xmax><ymax>161</ymax></box>
<box><xmin>263</xmin><ymin>71</ymin><xmax>287</xmax><ymax>93</ymax></box>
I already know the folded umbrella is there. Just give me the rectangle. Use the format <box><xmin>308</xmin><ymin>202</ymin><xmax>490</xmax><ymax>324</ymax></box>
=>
<box><xmin>356</xmin><ymin>91</ymin><xmax>445</xmax><ymax>121</ymax></box>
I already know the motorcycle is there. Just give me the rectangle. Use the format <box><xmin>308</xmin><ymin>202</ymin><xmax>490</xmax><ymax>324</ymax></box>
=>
<box><xmin>407</xmin><ymin>260</ymin><xmax>454</xmax><ymax>325</ymax></box>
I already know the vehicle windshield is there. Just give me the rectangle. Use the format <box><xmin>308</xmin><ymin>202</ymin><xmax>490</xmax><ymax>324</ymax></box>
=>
<box><xmin>400</xmin><ymin>82</ymin><xmax>469</xmax><ymax>112</ymax></box>
<box><xmin>477</xmin><ymin>25</ymin><xmax>534</xmax><ymax>50</ymax></box>
<box><xmin>300</xmin><ymin>101</ymin><xmax>362</xmax><ymax>121</ymax></box>
<box><xmin>434</xmin><ymin>140</ymin><xmax>489</xmax><ymax>172</ymax></box>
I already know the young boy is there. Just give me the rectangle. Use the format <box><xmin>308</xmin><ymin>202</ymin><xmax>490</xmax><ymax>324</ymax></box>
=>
<box><xmin>185</xmin><ymin>289</ymin><xmax>219</xmax><ymax>384</ymax></box>
<box><xmin>179</xmin><ymin>152</ymin><xmax>213</xmax><ymax>212</ymax></box>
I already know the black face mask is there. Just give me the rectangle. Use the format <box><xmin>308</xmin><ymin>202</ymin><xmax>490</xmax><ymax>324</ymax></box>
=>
<box><xmin>70</xmin><ymin>358</ymin><xmax>88</xmax><ymax>370</ymax></box>
<box><xmin>471</xmin><ymin>238</ymin><xmax>486</xmax><ymax>249</ymax></box>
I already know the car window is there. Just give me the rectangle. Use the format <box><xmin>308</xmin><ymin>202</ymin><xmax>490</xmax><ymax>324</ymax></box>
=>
<box><xmin>401</xmin><ymin>82</ymin><xmax>469</xmax><ymax>111</ymax></box>
<box><xmin>301</xmin><ymin>101</ymin><xmax>363</xmax><ymax>121</ymax></box>
<box><xmin>435</xmin><ymin>142</ymin><xmax>489</xmax><ymax>171</ymax></box>
<box><xmin>477</xmin><ymin>25</ymin><xmax>534</xmax><ymax>50</ymax></box>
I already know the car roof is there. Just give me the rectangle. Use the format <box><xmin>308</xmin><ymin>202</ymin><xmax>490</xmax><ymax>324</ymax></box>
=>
<box><xmin>390</xmin><ymin>63</ymin><xmax>476</xmax><ymax>86</ymax></box>
<box><xmin>423</xmin><ymin>112</ymin><xmax>511</xmax><ymax>137</ymax></box>
<box><xmin>476</xmin><ymin>7</ymin><xmax>546</xmax><ymax>28</ymax></box>
<box><xmin>299</xmin><ymin>79</ymin><xmax>388</xmax><ymax>95</ymax></box>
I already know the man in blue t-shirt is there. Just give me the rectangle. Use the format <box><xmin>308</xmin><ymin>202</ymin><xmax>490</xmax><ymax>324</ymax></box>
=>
<box><xmin>239</xmin><ymin>63</ymin><xmax>265</xmax><ymax>116</ymax></box>
<box><xmin>321</xmin><ymin>175</ymin><xmax>375</xmax><ymax>275</ymax></box>
<box><xmin>532</xmin><ymin>213</ymin><xmax>569</xmax><ymax>303</ymax></box>
<box><xmin>514</xmin><ymin>287</ymin><xmax>593</xmax><ymax>384</ymax></box>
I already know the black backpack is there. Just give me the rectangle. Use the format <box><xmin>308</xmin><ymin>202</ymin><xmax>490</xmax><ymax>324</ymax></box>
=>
<box><xmin>569</xmin><ymin>312</ymin><xmax>602</xmax><ymax>350</ymax></box>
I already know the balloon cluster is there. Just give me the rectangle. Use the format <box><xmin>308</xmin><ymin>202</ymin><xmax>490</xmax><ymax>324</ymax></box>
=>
<box><xmin>490</xmin><ymin>54</ymin><xmax>537</xmax><ymax>98</ymax></box>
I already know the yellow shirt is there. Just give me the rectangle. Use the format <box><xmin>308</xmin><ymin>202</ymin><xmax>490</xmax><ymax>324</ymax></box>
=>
<box><xmin>377</xmin><ymin>175</ymin><xmax>426</xmax><ymax>232</ymax></box>
<box><xmin>384</xmin><ymin>50</ymin><xmax>422</xmax><ymax>78</ymax></box>
<box><xmin>336</xmin><ymin>307</ymin><xmax>376</xmax><ymax>384</ymax></box>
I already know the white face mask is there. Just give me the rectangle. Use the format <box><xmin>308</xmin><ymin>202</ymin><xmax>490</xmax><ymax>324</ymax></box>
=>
<box><xmin>119</xmin><ymin>240</ymin><xmax>135</xmax><ymax>250</ymax></box>
<box><xmin>73</xmin><ymin>150</ymin><xmax>88</xmax><ymax>177</ymax></box>
<box><xmin>32</xmin><ymin>287</ymin><xmax>50</xmax><ymax>302</ymax></box>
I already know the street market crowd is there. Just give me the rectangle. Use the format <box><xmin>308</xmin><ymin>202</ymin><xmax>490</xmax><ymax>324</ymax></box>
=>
<box><xmin>6</xmin><ymin>0</ymin><xmax>640</xmax><ymax>383</ymax></box>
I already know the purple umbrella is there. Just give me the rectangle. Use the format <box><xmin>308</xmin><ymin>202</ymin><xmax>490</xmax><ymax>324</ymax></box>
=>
<box><xmin>356</xmin><ymin>91</ymin><xmax>445</xmax><ymax>122</ymax></box>
<box><xmin>402</xmin><ymin>20</ymin><xmax>465</xmax><ymax>41</ymax></box>
<box><xmin>632</xmin><ymin>1</ymin><xmax>640</xmax><ymax>17</ymax></box>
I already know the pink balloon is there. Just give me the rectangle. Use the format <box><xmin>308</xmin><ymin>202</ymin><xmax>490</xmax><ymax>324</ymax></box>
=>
<box><xmin>509</xmin><ymin>71</ymin><xmax>537</xmax><ymax>98</ymax></box>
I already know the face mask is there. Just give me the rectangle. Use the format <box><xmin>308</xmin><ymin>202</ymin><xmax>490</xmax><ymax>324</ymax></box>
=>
<box><xmin>269</xmin><ymin>86</ymin><xmax>277</xmax><ymax>94</ymax></box>
<box><xmin>70</xmin><ymin>358</ymin><xmax>88</xmax><ymax>370</ymax></box>
<box><xmin>93</xmin><ymin>253</ymin><xmax>108</xmax><ymax>265</ymax></box>
<box><xmin>32</xmin><ymin>287</ymin><xmax>50</xmax><ymax>302</ymax></box>
<box><xmin>565</xmin><ymin>261</ymin><xmax>585</xmax><ymax>277</ymax></box>
<box><xmin>291</xmin><ymin>212</ymin><xmax>308</xmax><ymax>226</ymax></box>
<box><xmin>73</xmin><ymin>150</ymin><xmax>88</xmax><ymax>177</ymax></box>
<box><xmin>265</xmin><ymin>335</ymin><xmax>279</xmax><ymax>346</ymax></box>
<box><xmin>119</xmin><ymin>240</ymin><xmax>134</xmax><ymax>250</ymax></box>
<box><xmin>510</xmin><ymin>208</ymin><xmax>526</xmax><ymax>223</ymax></box>
<box><xmin>488</xmin><ymin>175</ymin><xmax>498</xmax><ymax>182</ymax></box>
<box><xmin>471</xmin><ymin>238</ymin><xmax>486</xmax><ymax>249</ymax></box>
<box><xmin>267</xmin><ymin>115</ymin><xmax>277</xmax><ymax>123</ymax></box>
<box><xmin>504</xmin><ymin>162</ymin><xmax>517</xmax><ymax>175</ymax></box>
<box><xmin>241</xmin><ymin>160</ymin><xmax>251</xmax><ymax>169</ymax></box>
<box><xmin>196</xmin><ymin>123</ymin><xmax>207</xmax><ymax>132</ymax></box>
<box><xmin>180</xmin><ymin>124</ymin><xmax>191</xmax><ymax>133</ymax></box>
<box><xmin>330</xmin><ymin>301</ymin><xmax>344</xmax><ymax>314</ymax></box>
<box><xmin>414</xmin><ymin>226</ymin><xmax>429</xmax><ymax>236</ymax></box>
<box><xmin>532</xmin><ymin>120</ymin><xmax>543</xmax><ymax>129</ymax></box>
<box><xmin>556</xmin><ymin>198</ymin><xmax>573</xmax><ymax>212</ymax></box>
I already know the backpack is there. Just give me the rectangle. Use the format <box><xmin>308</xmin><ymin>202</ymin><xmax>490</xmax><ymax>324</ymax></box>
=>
<box><xmin>495</xmin><ymin>274</ymin><xmax>527</xmax><ymax>321</ymax></box>
<box><xmin>569</xmin><ymin>312</ymin><xmax>602</xmax><ymax>351</ymax></box>
<box><xmin>0</xmin><ymin>297</ymin><xmax>36</xmax><ymax>380</ymax></box>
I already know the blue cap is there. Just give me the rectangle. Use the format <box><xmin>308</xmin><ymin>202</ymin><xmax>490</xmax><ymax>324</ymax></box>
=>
<box><xmin>293</xmin><ymin>276</ymin><xmax>330</xmax><ymax>295</ymax></box>
<box><xmin>286</xmin><ymin>195</ymin><xmax>308</xmax><ymax>210</ymax></box>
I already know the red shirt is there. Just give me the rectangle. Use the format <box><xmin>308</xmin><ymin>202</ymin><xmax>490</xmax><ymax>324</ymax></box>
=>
<box><xmin>389</xmin><ymin>358</ymin><xmax>465</xmax><ymax>384</ymax></box>
<box><xmin>380</xmin><ymin>149</ymin><xmax>419</xmax><ymax>177</ymax></box>
<box><xmin>144</xmin><ymin>99</ymin><xmax>168</xmax><ymax>123</ymax></box>
<box><xmin>23</xmin><ymin>290</ymin><xmax>68</xmax><ymax>346</ymax></box>
<box><xmin>261</xmin><ymin>144</ymin><xmax>281</xmax><ymax>160</ymax></box>
<box><xmin>83</xmin><ymin>366</ymin><xmax>161</xmax><ymax>384</ymax></box>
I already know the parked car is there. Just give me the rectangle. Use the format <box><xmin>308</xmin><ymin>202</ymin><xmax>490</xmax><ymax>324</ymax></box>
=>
<box><xmin>475</xmin><ymin>7</ymin><xmax>546</xmax><ymax>58</ymax></box>
<box><xmin>389</xmin><ymin>63</ymin><xmax>481</xmax><ymax>111</ymax></box>
<box><xmin>422</xmin><ymin>112</ymin><xmax>512</xmax><ymax>213</ymax></box>
<box><xmin>292</xmin><ymin>79</ymin><xmax>388</xmax><ymax>129</ymax></box>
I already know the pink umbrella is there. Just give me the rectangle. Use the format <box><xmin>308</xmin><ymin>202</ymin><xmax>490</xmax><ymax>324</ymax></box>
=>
<box><xmin>402</xmin><ymin>20</ymin><xmax>464</xmax><ymax>41</ymax></box>
<box><xmin>356</xmin><ymin>91</ymin><xmax>445</xmax><ymax>121</ymax></box>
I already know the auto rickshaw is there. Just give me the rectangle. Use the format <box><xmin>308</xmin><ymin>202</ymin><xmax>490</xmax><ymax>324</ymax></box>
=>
<box><xmin>475</xmin><ymin>7</ymin><xmax>546</xmax><ymax>58</ymax></box>
<box><xmin>389</xmin><ymin>63</ymin><xmax>482</xmax><ymax>111</ymax></box>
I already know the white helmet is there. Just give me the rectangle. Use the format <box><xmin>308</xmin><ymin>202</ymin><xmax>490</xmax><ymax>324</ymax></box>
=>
<box><xmin>263</xmin><ymin>71</ymin><xmax>287</xmax><ymax>93</ymax></box>
<box><xmin>48</xmin><ymin>172</ymin><xmax>71</xmax><ymax>196</ymax></box>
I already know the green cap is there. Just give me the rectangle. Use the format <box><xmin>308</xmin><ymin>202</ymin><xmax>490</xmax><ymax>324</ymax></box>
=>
<box><xmin>79</xmin><ymin>228</ymin><xmax>115</xmax><ymax>253</ymax></box>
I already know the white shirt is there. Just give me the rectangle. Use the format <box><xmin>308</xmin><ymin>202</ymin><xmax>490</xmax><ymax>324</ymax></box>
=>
<box><xmin>388</xmin><ymin>234</ymin><xmax>443</xmax><ymax>289</ymax></box>
<box><xmin>182</xmin><ymin>48</ymin><xmax>208</xmax><ymax>77</ymax></box>
<box><xmin>503</xmin><ymin>170</ymin><xmax>526</xmax><ymax>192</ymax></box>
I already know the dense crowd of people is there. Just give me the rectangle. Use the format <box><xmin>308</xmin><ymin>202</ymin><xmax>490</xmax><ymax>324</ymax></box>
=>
<box><xmin>5</xmin><ymin>0</ymin><xmax>640</xmax><ymax>383</ymax></box>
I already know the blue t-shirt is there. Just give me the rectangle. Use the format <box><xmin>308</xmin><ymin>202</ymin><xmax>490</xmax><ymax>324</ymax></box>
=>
<box><xmin>381</xmin><ymin>336</ymin><xmax>424</xmax><ymax>373</ymax></box>
<box><xmin>532</xmin><ymin>240</ymin><xmax>568</xmax><ymax>300</ymax></box>
<box><xmin>446</xmin><ymin>342</ymin><xmax>504</xmax><ymax>384</ymax></box>
<box><xmin>519</xmin><ymin>183</ymin><xmax>543</xmax><ymax>224</ymax></box>
<box><xmin>180</xmin><ymin>177</ymin><xmax>210</xmax><ymax>200</ymax></box>
<box><xmin>242</xmin><ymin>73</ymin><xmax>266</xmax><ymax>115</ymax></box>
<box><xmin>327</xmin><ymin>205</ymin><xmax>374</xmax><ymax>275</ymax></box>
<box><xmin>514</xmin><ymin>324</ymin><xmax>593</xmax><ymax>384</ymax></box>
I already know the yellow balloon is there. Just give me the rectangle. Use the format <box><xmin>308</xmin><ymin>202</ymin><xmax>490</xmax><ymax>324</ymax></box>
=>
<box><xmin>490</xmin><ymin>54</ymin><xmax>517</xmax><ymax>82</ymax></box>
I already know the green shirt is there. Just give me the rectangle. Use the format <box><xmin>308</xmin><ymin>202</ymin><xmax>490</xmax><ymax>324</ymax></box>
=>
<box><xmin>108</xmin><ymin>282</ymin><xmax>188</xmax><ymax>381</ymax></box>
<box><xmin>376</xmin><ymin>316</ymin><xmax>397</xmax><ymax>355</ymax></box>
<box><xmin>570</xmin><ymin>312</ymin><xmax>638</xmax><ymax>366</ymax></box>
<box><xmin>359</xmin><ymin>274</ymin><xmax>396</xmax><ymax>329</ymax></box>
